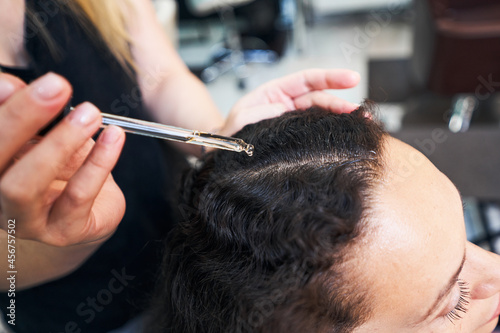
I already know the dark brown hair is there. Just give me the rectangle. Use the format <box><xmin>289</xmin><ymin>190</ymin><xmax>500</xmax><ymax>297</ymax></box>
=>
<box><xmin>149</xmin><ymin>103</ymin><xmax>386</xmax><ymax>332</ymax></box>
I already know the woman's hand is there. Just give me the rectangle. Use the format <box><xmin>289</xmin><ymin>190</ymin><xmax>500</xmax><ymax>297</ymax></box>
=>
<box><xmin>0</xmin><ymin>72</ymin><xmax>126</xmax><ymax>248</ymax></box>
<box><xmin>219</xmin><ymin>68</ymin><xmax>361</xmax><ymax>136</ymax></box>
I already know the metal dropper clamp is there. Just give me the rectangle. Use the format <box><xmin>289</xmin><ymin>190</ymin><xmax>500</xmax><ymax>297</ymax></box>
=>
<box><xmin>99</xmin><ymin>113</ymin><xmax>254</xmax><ymax>156</ymax></box>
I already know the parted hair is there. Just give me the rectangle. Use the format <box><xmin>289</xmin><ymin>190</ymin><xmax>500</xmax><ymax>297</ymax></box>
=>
<box><xmin>149</xmin><ymin>103</ymin><xmax>386</xmax><ymax>333</ymax></box>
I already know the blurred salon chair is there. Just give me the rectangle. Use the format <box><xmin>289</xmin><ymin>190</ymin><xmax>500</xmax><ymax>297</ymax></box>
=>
<box><xmin>412</xmin><ymin>0</ymin><xmax>500</xmax><ymax>132</ymax></box>
<box><xmin>182</xmin><ymin>0</ymin><xmax>279</xmax><ymax>89</ymax></box>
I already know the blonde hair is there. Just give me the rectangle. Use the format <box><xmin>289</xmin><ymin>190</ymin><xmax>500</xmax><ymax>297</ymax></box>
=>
<box><xmin>65</xmin><ymin>0</ymin><xmax>135</xmax><ymax>74</ymax></box>
<box><xmin>27</xmin><ymin>0</ymin><xmax>135</xmax><ymax>75</ymax></box>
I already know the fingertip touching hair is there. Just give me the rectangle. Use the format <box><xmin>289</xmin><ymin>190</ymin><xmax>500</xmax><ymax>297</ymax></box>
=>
<box><xmin>149</xmin><ymin>101</ymin><xmax>386</xmax><ymax>333</ymax></box>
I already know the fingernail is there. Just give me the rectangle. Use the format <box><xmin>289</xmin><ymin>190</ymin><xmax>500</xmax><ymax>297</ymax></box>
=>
<box><xmin>0</xmin><ymin>78</ymin><xmax>15</xmax><ymax>101</ymax></box>
<box><xmin>68</xmin><ymin>102</ymin><xmax>100</xmax><ymax>126</ymax></box>
<box><xmin>99</xmin><ymin>126</ymin><xmax>122</xmax><ymax>145</ymax></box>
<box><xmin>31</xmin><ymin>73</ymin><xmax>65</xmax><ymax>101</ymax></box>
<box><xmin>349</xmin><ymin>71</ymin><xmax>361</xmax><ymax>83</ymax></box>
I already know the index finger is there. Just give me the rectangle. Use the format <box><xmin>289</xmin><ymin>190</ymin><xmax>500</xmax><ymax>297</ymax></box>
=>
<box><xmin>0</xmin><ymin>73</ymin><xmax>72</xmax><ymax>173</ymax></box>
<box><xmin>265</xmin><ymin>68</ymin><xmax>361</xmax><ymax>100</ymax></box>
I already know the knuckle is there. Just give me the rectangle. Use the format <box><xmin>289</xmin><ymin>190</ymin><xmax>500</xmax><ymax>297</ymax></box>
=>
<box><xmin>65</xmin><ymin>185</ymin><xmax>92</xmax><ymax>206</ymax></box>
<box><xmin>48</xmin><ymin>135</ymin><xmax>75</xmax><ymax>159</ymax></box>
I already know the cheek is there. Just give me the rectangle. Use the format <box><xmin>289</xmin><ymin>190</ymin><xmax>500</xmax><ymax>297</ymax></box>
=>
<box><xmin>472</xmin><ymin>284</ymin><xmax>500</xmax><ymax>300</ymax></box>
<box><xmin>473</xmin><ymin>320</ymin><xmax>498</xmax><ymax>333</ymax></box>
<box><xmin>463</xmin><ymin>298</ymin><xmax>499</xmax><ymax>332</ymax></box>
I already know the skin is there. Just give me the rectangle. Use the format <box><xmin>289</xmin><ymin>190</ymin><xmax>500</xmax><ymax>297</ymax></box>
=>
<box><xmin>354</xmin><ymin>137</ymin><xmax>500</xmax><ymax>332</ymax></box>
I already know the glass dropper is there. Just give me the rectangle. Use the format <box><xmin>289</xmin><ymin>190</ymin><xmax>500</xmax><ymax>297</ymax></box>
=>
<box><xmin>99</xmin><ymin>113</ymin><xmax>254</xmax><ymax>156</ymax></box>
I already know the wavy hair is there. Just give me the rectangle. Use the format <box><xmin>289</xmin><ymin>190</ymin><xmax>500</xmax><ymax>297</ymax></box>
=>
<box><xmin>149</xmin><ymin>103</ymin><xmax>386</xmax><ymax>332</ymax></box>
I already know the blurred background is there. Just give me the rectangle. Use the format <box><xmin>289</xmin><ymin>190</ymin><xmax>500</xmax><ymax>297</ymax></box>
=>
<box><xmin>154</xmin><ymin>0</ymin><xmax>500</xmax><ymax>253</ymax></box>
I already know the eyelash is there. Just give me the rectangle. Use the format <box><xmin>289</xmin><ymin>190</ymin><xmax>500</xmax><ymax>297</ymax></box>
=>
<box><xmin>445</xmin><ymin>280</ymin><xmax>470</xmax><ymax>323</ymax></box>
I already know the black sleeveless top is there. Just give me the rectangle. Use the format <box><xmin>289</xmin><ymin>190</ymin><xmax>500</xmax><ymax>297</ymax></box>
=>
<box><xmin>0</xmin><ymin>1</ymin><xmax>186</xmax><ymax>332</ymax></box>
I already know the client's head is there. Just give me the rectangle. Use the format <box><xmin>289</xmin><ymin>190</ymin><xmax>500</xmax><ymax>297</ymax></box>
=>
<box><xmin>150</xmin><ymin>103</ymin><xmax>500</xmax><ymax>333</ymax></box>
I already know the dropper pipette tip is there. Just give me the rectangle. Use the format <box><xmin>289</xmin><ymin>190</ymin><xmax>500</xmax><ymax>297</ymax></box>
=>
<box><xmin>244</xmin><ymin>144</ymin><xmax>254</xmax><ymax>157</ymax></box>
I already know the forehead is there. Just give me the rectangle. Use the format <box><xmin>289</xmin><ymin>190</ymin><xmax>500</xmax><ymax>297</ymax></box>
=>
<box><xmin>354</xmin><ymin>137</ymin><xmax>465</xmax><ymax>328</ymax></box>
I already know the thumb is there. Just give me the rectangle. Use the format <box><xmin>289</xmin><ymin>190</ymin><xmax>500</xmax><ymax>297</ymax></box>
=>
<box><xmin>222</xmin><ymin>103</ymin><xmax>287</xmax><ymax>136</ymax></box>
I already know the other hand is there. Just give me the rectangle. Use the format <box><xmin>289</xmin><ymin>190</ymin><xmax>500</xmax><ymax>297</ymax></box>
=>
<box><xmin>220</xmin><ymin>68</ymin><xmax>360</xmax><ymax>136</ymax></box>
